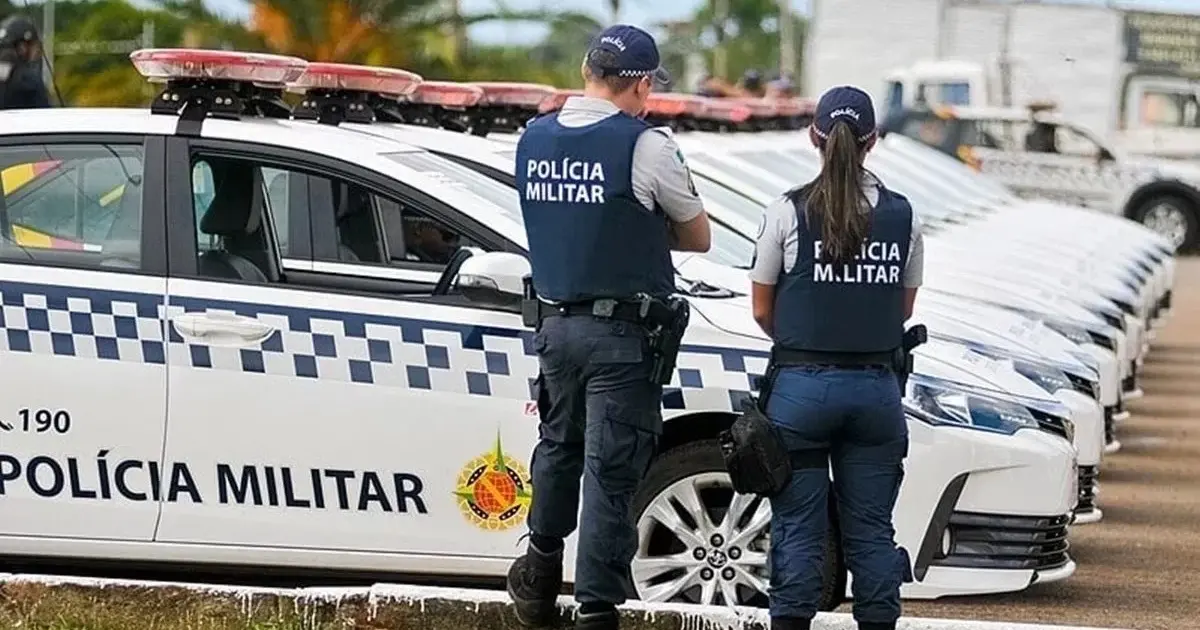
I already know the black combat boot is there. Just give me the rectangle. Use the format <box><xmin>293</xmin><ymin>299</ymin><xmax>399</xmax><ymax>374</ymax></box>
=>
<box><xmin>575</xmin><ymin>603</ymin><xmax>619</xmax><ymax>630</ymax></box>
<box><xmin>506</xmin><ymin>541</ymin><xmax>564</xmax><ymax>628</ymax></box>
<box><xmin>770</xmin><ymin>616</ymin><xmax>811</xmax><ymax>630</ymax></box>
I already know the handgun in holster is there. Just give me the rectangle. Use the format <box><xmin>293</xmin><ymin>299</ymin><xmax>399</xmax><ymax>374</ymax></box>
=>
<box><xmin>520</xmin><ymin>275</ymin><xmax>540</xmax><ymax>329</ymax></box>
<box><xmin>644</xmin><ymin>294</ymin><xmax>690</xmax><ymax>385</ymax></box>
<box><xmin>894</xmin><ymin>324</ymin><xmax>928</xmax><ymax>392</ymax></box>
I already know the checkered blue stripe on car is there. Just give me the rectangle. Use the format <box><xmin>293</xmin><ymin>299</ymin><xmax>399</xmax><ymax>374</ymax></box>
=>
<box><xmin>0</xmin><ymin>281</ymin><xmax>768</xmax><ymax>411</ymax></box>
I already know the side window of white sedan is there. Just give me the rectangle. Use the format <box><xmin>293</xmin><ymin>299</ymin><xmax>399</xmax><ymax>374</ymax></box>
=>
<box><xmin>0</xmin><ymin>142</ymin><xmax>146</xmax><ymax>269</ymax></box>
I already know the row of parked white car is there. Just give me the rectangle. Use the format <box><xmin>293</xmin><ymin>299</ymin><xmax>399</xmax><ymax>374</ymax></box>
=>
<box><xmin>0</xmin><ymin>51</ymin><xmax>1175</xmax><ymax>611</ymax></box>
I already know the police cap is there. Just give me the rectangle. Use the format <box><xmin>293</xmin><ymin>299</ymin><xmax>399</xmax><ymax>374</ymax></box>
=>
<box><xmin>584</xmin><ymin>24</ymin><xmax>670</xmax><ymax>85</ymax></box>
<box><xmin>0</xmin><ymin>15</ymin><xmax>39</xmax><ymax>48</ymax></box>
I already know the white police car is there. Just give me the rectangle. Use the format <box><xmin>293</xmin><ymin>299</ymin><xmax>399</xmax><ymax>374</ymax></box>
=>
<box><xmin>0</xmin><ymin>50</ymin><xmax>1078</xmax><ymax>608</ymax></box>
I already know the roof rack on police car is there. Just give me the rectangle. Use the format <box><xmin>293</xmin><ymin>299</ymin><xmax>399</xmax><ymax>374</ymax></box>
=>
<box><xmin>399</xmin><ymin>81</ymin><xmax>487</xmax><ymax>132</ymax></box>
<box><xmin>288</xmin><ymin>62</ymin><xmax>423</xmax><ymax>125</ymax></box>
<box><xmin>130</xmin><ymin>48</ymin><xmax>308</xmax><ymax>129</ymax></box>
<box><xmin>463</xmin><ymin>82</ymin><xmax>559</xmax><ymax>136</ymax></box>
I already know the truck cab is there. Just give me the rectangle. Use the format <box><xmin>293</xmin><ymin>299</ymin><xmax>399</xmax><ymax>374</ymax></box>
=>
<box><xmin>883</xmin><ymin>60</ymin><xmax>991</xmax><ymax>121</ymax></box>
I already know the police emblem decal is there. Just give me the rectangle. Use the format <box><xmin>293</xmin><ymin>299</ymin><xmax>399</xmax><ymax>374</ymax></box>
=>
<box><xmin>454</xmin><ymin>432</ymin><xmax>533</xmax><ymax>531</ymax></box>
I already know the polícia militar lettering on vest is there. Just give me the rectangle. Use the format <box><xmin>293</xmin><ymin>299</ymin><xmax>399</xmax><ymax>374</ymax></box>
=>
<box><xmin>812</xmin><ymin>239</ymin><xmax>904</xmax><ymax>284</ymax></box>
<box><xmin>524</xmin><ymin>157</ymin><xmax>608</xmax><ymax>204</ymax></box>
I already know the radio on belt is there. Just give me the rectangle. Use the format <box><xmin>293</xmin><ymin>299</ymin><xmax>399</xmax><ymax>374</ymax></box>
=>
<box><xmin>288</xmin><ymin>62</ymin><xmax>423</xmax><ymax>125</ymax></box>
<box><xmin>130</xmin><ymin>48</ymin><xmax>308</xmax><ymax>121</ymax></box>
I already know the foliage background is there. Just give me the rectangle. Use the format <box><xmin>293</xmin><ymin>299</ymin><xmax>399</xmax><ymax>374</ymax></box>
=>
<box><xmin>1</xmin><ymin>0</ymin><xmax>806</xmax><ymax>106</ymax></box>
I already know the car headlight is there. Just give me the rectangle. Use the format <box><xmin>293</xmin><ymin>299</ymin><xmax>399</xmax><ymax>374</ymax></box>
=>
<box><xmin>907</xmin><ymin>379</ymin><xmax>1040</xmax><ymax>435</ymax></box>
<box><xmin>1010</xmin><ymin>360</ymin><xmax>1072</xmax><ymax>395</ymax></box>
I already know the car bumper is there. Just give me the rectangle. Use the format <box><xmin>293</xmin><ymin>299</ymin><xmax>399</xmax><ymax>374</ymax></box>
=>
<box><xmin>897</xmin><ymin>425</ymin><xmax>1077</xmax><ymax>599</ymax></box>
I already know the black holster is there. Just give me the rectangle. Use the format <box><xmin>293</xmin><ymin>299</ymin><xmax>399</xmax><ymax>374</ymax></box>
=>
<box><xmin>894</xmin><ymin>324</ymin><xmax>927</xmax><ymax>392</ymax></box>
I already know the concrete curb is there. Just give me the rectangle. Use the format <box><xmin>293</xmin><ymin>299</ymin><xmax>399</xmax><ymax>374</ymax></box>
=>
<box><xmin>0</xmin><ymin>573</ymin><xmax>1132</xmax><ymax>630</ymax></box>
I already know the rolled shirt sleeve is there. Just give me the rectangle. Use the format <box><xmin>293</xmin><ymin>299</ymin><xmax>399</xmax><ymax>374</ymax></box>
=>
<box><xmin>904</xmin><ymin>212</ymin><xmax>924</xmax><ymax>288</ymax></box>
<box><xmin>631</xmin><ymin>128</ymin><xmax>704</xmax><ymax>223</ymax></box>
<box><xmin>749</xmin><ymin>196</ymin><xmax>795</xmax><ymax>285</ymax></box>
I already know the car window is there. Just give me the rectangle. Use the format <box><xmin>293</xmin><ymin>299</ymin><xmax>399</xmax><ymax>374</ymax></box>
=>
<box><xmin>189</xmin><ymin>155</ymin><xmax>280</xmax><ymax>283</ymax></box>
<box><xmin>385</xmin><ymin>151</ymin><xmax>524</xmax><ymax>227</ymax></box>
<box><xmin>0</xmin><ymin>143</ymin><xmax>145</xmax><ymax>269</ymax></box>
<box><xmin>373</xmin><ymin>193</ymin><xmax>482</xmax><ymax>266</ymax></box>
<box><xmin>1139</xmin><ymin>90</ymin><xmax>1200</xmax><ymax>128</ymax></box>
<box><xmin>960</xmin><ymin>119</ymin><xmax>1011</xmax><ymax>149</ymax></box>
<box><xmin>1053</xmin><ymin>124</ymin><xmax>1102</xmax><ymax>158</ymax></box>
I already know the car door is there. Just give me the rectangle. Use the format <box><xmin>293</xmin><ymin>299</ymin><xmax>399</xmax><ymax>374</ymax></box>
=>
<box><xmin>156</xmin><ymin>138</ymin><xmax>542</xmax><ymax>565</ymax></box>
<box><xmin>0</xmin><ymin>134</ymin><xmax>168</xmax><ymax>542</ymax></box>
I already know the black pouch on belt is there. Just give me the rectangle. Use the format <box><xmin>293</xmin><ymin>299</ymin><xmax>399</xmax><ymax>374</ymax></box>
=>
<box><xmin>718</xmin><ymin>364</ymin><xmax>792</xmax><ymax>498</ymax></box>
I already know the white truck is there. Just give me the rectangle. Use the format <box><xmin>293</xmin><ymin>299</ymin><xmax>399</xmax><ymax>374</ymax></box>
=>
<box><xmin>804</xmin><ymin>0</ymin><xmax>1200</xmax><ymax>160</ymax></box>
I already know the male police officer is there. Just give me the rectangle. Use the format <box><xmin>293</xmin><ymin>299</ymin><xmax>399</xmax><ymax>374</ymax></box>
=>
<box><xmin>507</xmin><ymin>23</ymin><xmax>712</xmax><ymax>630</ymax></box>
<box><xmin>0</xmin><ymin>14</ymin><xmax>51</xmax><ymax>110</ymax></box>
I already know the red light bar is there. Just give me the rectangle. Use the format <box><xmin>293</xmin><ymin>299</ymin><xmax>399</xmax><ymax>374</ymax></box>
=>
<box><xmin>289</xmin><ymin>62</ymin><xmax>423</xmax><ymax>96</ymax></box>
<box><xmin>130</xmin><ymin>48</ymin><xmax>308</xmax><ymax>85</ymax></box>
<box><xmin>645</xmin><ymin>93</ymin><xmax>705</xmax><ymax>117</ymax></box>
<box><xmin>408</xmin><ymin>81</ymin><xmax>485</xmax><ymax>108</ymax></box>
<box><xmin>539</xmin><ymin>89</ymin><xmax>583</xmax><ymax>114</ymax></box>
<box><xmin>771</xmin><ymin>97</ymin><xmax>815</xmax><ymax>117</ymax></box>
<box><xmin>699</xmin><ymin>98</ymin><xmax>751</xmax><ymax>123</ymax></box>
<box><xmin>731</xmin><ymin>97</ymin><xmax>776</xmax><ymax>119</ymax></box>
<box><xmin>472</xmin><ymin>82</ymin><xmax>559</xmax><ymax>108</ymax></box>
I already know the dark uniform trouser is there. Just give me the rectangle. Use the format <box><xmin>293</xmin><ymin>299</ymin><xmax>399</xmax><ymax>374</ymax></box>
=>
<box><xmin>764</xmin><ymin>364</ymin><xmax>910</xmax><ymax>625</ymax></box>
<box><xmin>527</xmin><ymin>314</ymin><xmax>662</xmax><ymax>605</ymax></box>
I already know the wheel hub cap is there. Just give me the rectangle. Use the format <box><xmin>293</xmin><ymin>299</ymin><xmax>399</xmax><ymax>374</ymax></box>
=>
<box><xmin>632</xmin><ymin>472</ymin><xmax>772</xmax><ymax>606</ymax></box>
<box><xmin>1142</xmin><ymin>203</ymin><xmax>1188</xmax><ymax>250</ymax></box>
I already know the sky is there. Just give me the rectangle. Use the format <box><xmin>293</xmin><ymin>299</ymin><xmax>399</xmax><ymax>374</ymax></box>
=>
<box><xmin>196</xmin><ymin>0</ymin><xmax>1200</xmax><ymax>44</ymax></box>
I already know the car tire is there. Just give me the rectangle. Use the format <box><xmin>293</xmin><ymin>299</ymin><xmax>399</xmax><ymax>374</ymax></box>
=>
<box><xmin>1130</xmin><ymin>194</ymin><xmax>1198</xmax><ymax>253</ymax></box>
<box><xmin>628</xmin><ymin>438</ymin><xmax>846</xmax><ymax>611</ymax></box>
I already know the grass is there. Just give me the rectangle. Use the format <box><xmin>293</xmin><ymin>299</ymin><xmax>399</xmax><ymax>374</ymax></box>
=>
<box><xmin>0</xmin><ymin>579</ymin><xmax>769</xmax><ymax>630</ymax></box>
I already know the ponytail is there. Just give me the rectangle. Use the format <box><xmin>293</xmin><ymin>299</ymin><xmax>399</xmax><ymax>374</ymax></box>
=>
<box><xmin>797</xmin><ymin>121</ymin><xmax>870</xmax><ymax>265</ymax></box>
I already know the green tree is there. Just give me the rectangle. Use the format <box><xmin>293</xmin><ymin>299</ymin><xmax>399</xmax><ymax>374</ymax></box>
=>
<box><xmin>686</xmin><ymin>0</ymin><xmax>806</xmax><ymax>87</ymax></box>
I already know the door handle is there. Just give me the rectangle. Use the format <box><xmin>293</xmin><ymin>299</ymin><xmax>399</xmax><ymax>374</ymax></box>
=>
<box><xmin>171</xmin><ymin>312</ymin><xmax>277</xmax><ymax>348</ymax></box>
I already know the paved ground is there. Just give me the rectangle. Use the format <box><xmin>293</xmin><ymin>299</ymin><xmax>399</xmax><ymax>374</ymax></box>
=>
<box><xmin>897</xmin><ymin>258</ymin><xmax>1200</xmax><ymax>630</ymax></box>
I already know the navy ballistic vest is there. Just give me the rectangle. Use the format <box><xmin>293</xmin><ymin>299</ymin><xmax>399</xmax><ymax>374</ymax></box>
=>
<box><xmin>516</xmin><ymin>111</ymin><xmax>675</xmax><ymax>303</ymax></box>
<box><xmin>772</xmin><ymin>185</ymin><xmax>913</xmax><ymax>353</ymax></box>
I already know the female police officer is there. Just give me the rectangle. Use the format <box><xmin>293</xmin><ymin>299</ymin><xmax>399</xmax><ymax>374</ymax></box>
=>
<box><xmin>749</xmin><ymin>86</ymin><xmax>923</xmax><ymax>630</ymax></box>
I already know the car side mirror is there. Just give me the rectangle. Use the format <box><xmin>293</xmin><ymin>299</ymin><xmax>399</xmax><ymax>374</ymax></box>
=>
<box><xmin>456</xmin><ymin>252</ymin><xmax>530</xmax><ymax>311</ymax></box>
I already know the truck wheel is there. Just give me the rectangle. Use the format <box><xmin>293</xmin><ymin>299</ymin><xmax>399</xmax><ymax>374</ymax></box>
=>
<box><xmin>629</xmin><ymin>439</ymin><xmax>846</xmax><ymax>610</ymax></box>
<box><xmin>1131</xmin><ymin>194</ymin><xmax>1197</xmax><ymax>253</ymax></box>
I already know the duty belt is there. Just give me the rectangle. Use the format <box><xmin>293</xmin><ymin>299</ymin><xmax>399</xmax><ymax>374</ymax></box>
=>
<box><xmin>536</xmin><ymin>298</ymin><xmax>654</xmax><ymax>325</ymax></box>
<box><xmin>770</xmin><ymin>347</ymin><xmax>895</xmax><ymax>369</ymax></box>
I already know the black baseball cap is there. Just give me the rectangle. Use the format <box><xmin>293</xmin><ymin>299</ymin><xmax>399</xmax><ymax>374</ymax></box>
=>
<box><xmin>585</xmin><ymin>24</ymin><xmax>670</xmax><ymax>85</ymax></box>
<box><xmin>812</xmin><ymin>85</ymin><xmax>877</xmax><ymax>145</ymax></box>
<box><xmin>0</xmin><ymin>15</ymin><xmax>39</xmax><ymax>48</ymax></box>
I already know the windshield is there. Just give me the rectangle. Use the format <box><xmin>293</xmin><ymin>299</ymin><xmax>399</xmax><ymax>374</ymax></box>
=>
<box><xmin>386</xmin><ymin>151</ymin><xmax>525</xmax><ymax>225</ymax></box>
<box><xmin>687</xmin><ymin>152</ymin><xmax>792</xmax><ymax>199</ymax></box>
<box><xmin>692</xmin><ymin>173</ymin><xmax>771</xmax><ymax>227</ymax></box>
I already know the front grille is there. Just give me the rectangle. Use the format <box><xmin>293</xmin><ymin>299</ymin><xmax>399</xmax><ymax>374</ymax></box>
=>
<box><xmin>1104</xmin><ymin>406</ymin><xmax>1116</xmax><ymax>444</ymax></box>
<box><xmin>1098</xmin><ymin>311</ymin><xmax>1125</xmax><ymax>332</ymax></box>
<box><xmin>1122</xmin><ymin>362</ymin><xmax>1139</xmax><ymax>392</ymax></box>
<box><xmin>1065</xmin><ymin>372</ymin><xmax>1100</xmax><ymax>401</ymax></box>
<box><xmin>1112</xmin><ymin>299</ymin><xmax>1136</xmax><ymax>316</ymax></box>
<box><xmin>1088</xmin><ymin>331</ymin><xmax>1117</xmax><ymax>351</ymax></box>
<box><xmin>931</xmin><ymin>512</ymin><xmax>1071</xmax><ymax>572</ymax></box>
<box><xmin>1076</xmin><ymin>465</ymin><xmax>1099</xmax><ymax>513</ymax></box>
<box><xmin>1029</xmin><ymin>408</ymin><xmax>1071</xmax><ymax>442</ymax></box>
